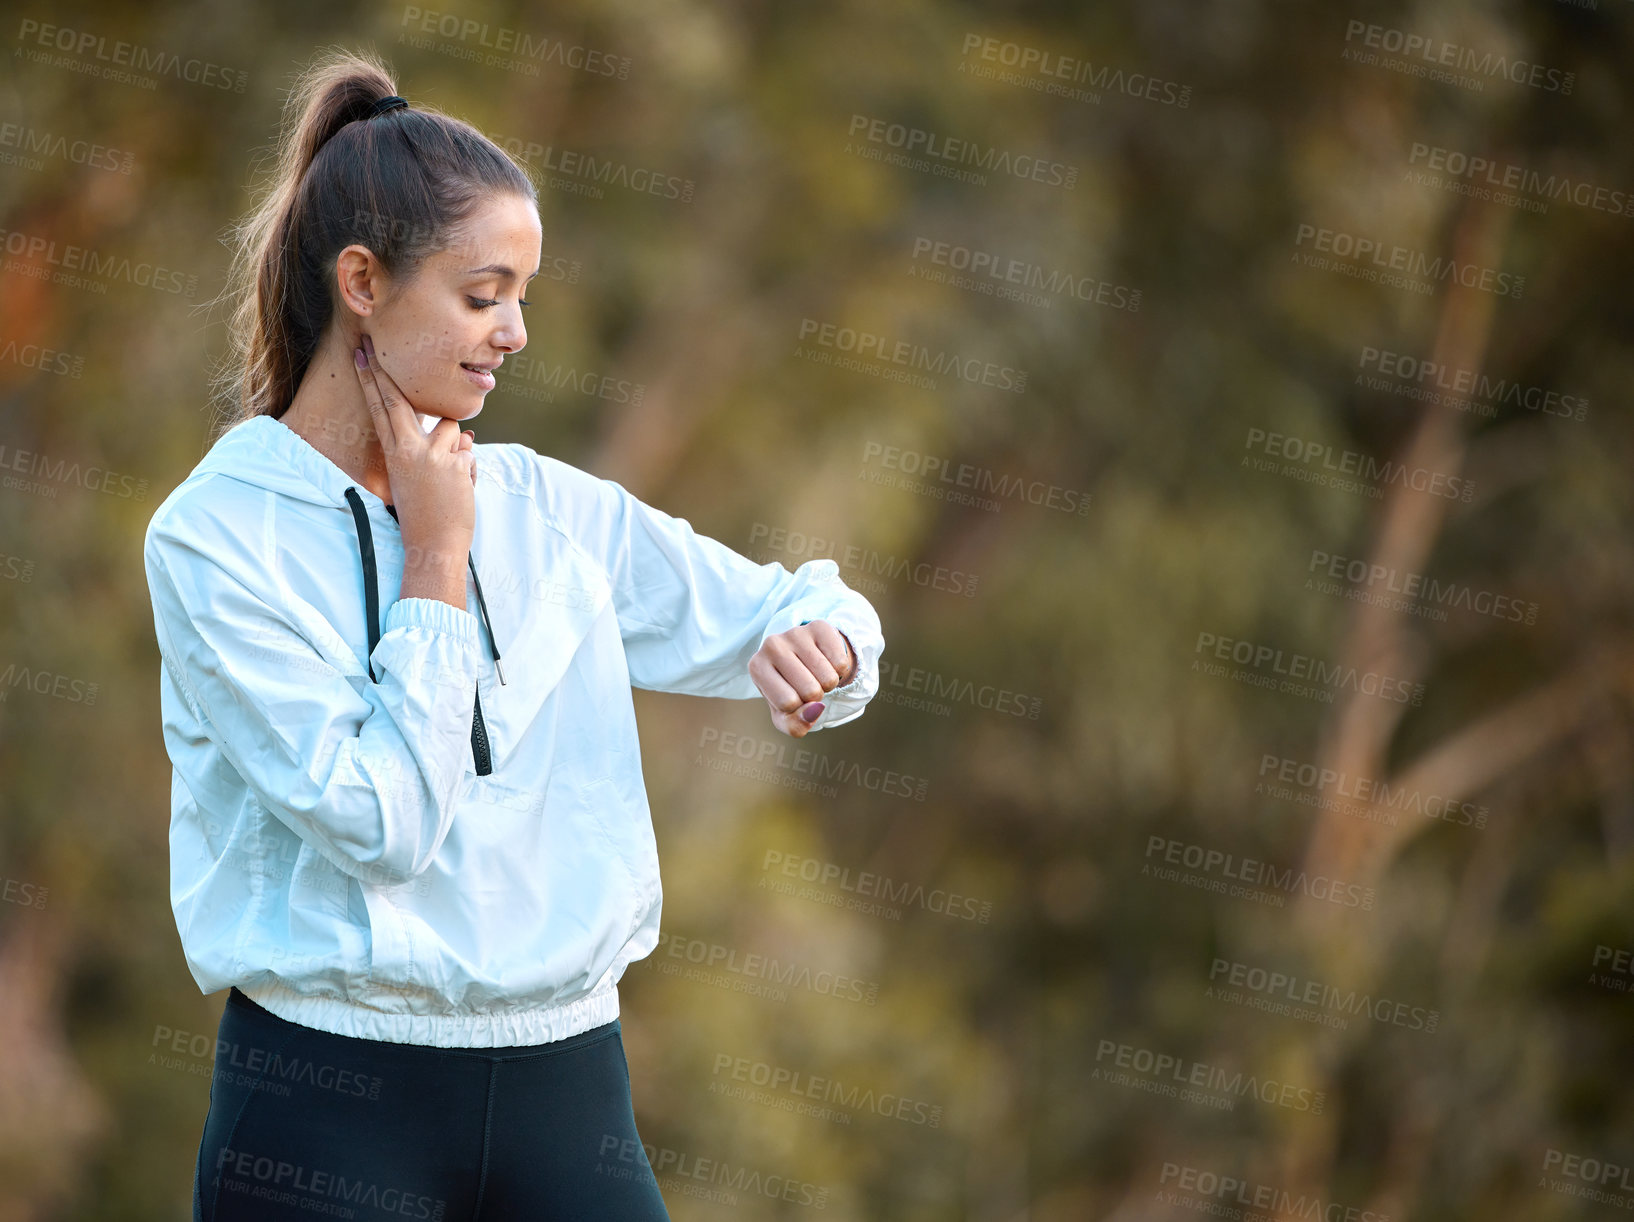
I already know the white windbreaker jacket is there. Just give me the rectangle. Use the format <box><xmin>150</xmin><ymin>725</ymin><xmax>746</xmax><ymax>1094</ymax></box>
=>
<box><xmin>143</xmin><ymin>413</ymin><xmax>884</xmax><ymax>1047</ymax></box>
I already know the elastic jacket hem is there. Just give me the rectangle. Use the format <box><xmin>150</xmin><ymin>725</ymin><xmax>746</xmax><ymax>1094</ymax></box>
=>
<box><xmin>238</xmin><ymin>976</ymin><xmax>621</xmax><ymax>1048</ymax></box>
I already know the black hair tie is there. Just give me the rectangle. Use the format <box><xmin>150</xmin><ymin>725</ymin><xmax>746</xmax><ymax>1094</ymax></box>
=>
<box><xmin>367</xmin><ymin>95</ymin><xmax>408</xmax><ymax>118</ymax></box>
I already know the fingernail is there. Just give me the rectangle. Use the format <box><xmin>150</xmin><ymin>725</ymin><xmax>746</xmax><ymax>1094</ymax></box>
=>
<box><xmin>800</xmin><ymin>702</ymin><xmax>824</xmax><ymax>723</ymax></box>
<box><xmin>354</xmin><ymin>347</ymin><xmax>366</xmax><ymax>369</ymax></box>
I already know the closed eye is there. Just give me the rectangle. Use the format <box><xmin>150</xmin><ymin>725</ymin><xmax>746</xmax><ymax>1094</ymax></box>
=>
<box><xmin>468</xmin><ymin>296</ymin><xmax>532</xmax><ymax>309</ymax></box>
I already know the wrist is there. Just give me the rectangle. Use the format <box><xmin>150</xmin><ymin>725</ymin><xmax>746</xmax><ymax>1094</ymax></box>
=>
<box><xmin>836</xmin><ymin>629</ymin><xmax>859</xmax><ymax>687</ymax></box>
<box><xmin>400</xmin><ymin>549</ymin><xmax>468</xmax><ymax>609</ymax></box>
<box><xmin>401</xmin><ymin>534</ymin><xmax>471</xmax><ymax>570</ymax></box>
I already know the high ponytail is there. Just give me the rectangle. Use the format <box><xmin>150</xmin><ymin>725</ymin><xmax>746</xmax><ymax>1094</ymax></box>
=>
<box><xmin>206</xmin><ymin>46</ymin><xmax>536</xmax><ymax>438</ymax></box>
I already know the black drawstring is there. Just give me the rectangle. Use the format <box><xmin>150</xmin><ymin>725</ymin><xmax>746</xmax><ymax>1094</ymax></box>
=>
<box><xmin>343</xmin><ymin>487</ymin><xmax>503</xmax><ymax>775</ymax></box>
<box><xmin>344</xmin><ymin>489</ymin><xmax>382</xmax><ymax>682</ymax></box>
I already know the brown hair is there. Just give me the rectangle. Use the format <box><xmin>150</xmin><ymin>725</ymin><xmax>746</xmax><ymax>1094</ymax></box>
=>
<box><xmin>207</xmin><ymin>46</ymin><xmax>536</xmax><ymax>438</ymax></box>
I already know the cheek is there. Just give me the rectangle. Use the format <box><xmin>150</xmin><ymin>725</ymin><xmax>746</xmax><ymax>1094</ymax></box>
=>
<box><xmin>387</xmin><ymin>312</ymin><xmax>466</xmax><ymax>380</ymax></box>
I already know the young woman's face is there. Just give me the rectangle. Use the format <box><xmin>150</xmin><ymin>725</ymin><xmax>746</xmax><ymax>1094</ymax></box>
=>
<box><xmin>349</xmin><ymin>191</ymin><xmax>542</xmax><ymax>423</ymax></box>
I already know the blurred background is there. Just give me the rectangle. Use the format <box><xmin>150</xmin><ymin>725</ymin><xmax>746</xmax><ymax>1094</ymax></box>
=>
<box><xmin>1</xmin><ymin>0</ymin><xmax>1632</xmax><ymax>1218</ymax></box>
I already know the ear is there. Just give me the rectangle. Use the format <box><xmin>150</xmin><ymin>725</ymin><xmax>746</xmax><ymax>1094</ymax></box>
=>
<box><xmin>334</xmin><ymin>244</ymin><xmax>383</xmax><ymax>319</ymax></box>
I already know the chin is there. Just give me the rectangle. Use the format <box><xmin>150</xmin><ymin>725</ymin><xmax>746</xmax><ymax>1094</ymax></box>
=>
<box><xmin>411</xmin><ymin>401</ymin><xmax>484</xmax><ymax>431</ymax></box>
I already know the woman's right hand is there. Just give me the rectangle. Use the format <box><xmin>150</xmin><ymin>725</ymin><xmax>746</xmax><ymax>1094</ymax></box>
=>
<box><xmin>355</xmin><ymin>333</ymin><xmax>475</xmax><ymax>606</ymax></box>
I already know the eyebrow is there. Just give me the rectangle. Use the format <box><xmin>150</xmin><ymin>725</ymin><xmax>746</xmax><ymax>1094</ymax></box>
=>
<box><xmin>465</xmin><ymin>264</ymin><xmax>541</xmax><ymax>280</ymax></box>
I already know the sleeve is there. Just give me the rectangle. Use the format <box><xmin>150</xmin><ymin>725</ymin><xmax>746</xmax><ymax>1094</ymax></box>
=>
<box><xmin>567</xmin><ymin>468</ymin><xmax>884</xmax><ymax>732</ymax></box>
<box><xmin>145</xmin><ymin>506</ymin><xmax>481</xmax><ymax>884</ymax></box>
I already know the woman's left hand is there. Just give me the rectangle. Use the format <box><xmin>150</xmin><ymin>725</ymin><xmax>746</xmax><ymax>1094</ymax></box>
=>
<box><xmin>750</xmin><ymin>619</ymin><xmax>857</xmax><ymax>738</ymax></box>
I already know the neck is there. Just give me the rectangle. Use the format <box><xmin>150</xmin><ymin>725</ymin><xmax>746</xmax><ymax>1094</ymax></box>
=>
<box><xmin>279</xmin><ymin>332</ymin><xmax>394</xmax><ymax>504</ymax></box>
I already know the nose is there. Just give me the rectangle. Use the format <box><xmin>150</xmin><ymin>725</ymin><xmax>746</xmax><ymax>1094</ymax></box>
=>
<box><xmin>497</xmin><ymin>309</ymin><xmax>526</xmax><ymax>353</ymax></box>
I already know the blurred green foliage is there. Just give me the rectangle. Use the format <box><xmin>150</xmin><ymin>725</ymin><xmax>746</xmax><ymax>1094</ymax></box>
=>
<box><xmin>0</xmin><ymin>1</ymin><xmax>1631</xmax><ymax>1219</ymax></box>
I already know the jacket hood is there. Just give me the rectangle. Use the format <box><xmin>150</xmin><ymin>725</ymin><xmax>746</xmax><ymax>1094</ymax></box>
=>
<box><xmin>193</xmin><ymin>412</ymin><xmax>403</xmax><ymax>509</ymax></box>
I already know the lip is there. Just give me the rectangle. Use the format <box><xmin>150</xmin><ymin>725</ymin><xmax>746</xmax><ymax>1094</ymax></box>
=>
<box><xmin>460</xmin><ymin>361</ymin><xmax>498</xmax><ymax>391</ymax></box>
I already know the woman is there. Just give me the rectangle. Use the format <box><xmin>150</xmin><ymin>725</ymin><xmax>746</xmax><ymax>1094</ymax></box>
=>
<box><xmin>144</xmin><ymin>48</ymin><xmax>884</xmax><ymax>1221</ymax></box>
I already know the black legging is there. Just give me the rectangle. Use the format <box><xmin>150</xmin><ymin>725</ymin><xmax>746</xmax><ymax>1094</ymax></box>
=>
<box><xmin>194</xmin><ymin>986</ymin><xmax>672</xmax><ymax>1221</ymax></box>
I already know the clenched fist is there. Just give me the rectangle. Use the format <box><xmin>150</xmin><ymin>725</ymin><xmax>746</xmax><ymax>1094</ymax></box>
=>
<box><xmin>750</xmin><ymin>618</ymin><xmax>858</xmax><ymax>738</ymax></box>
